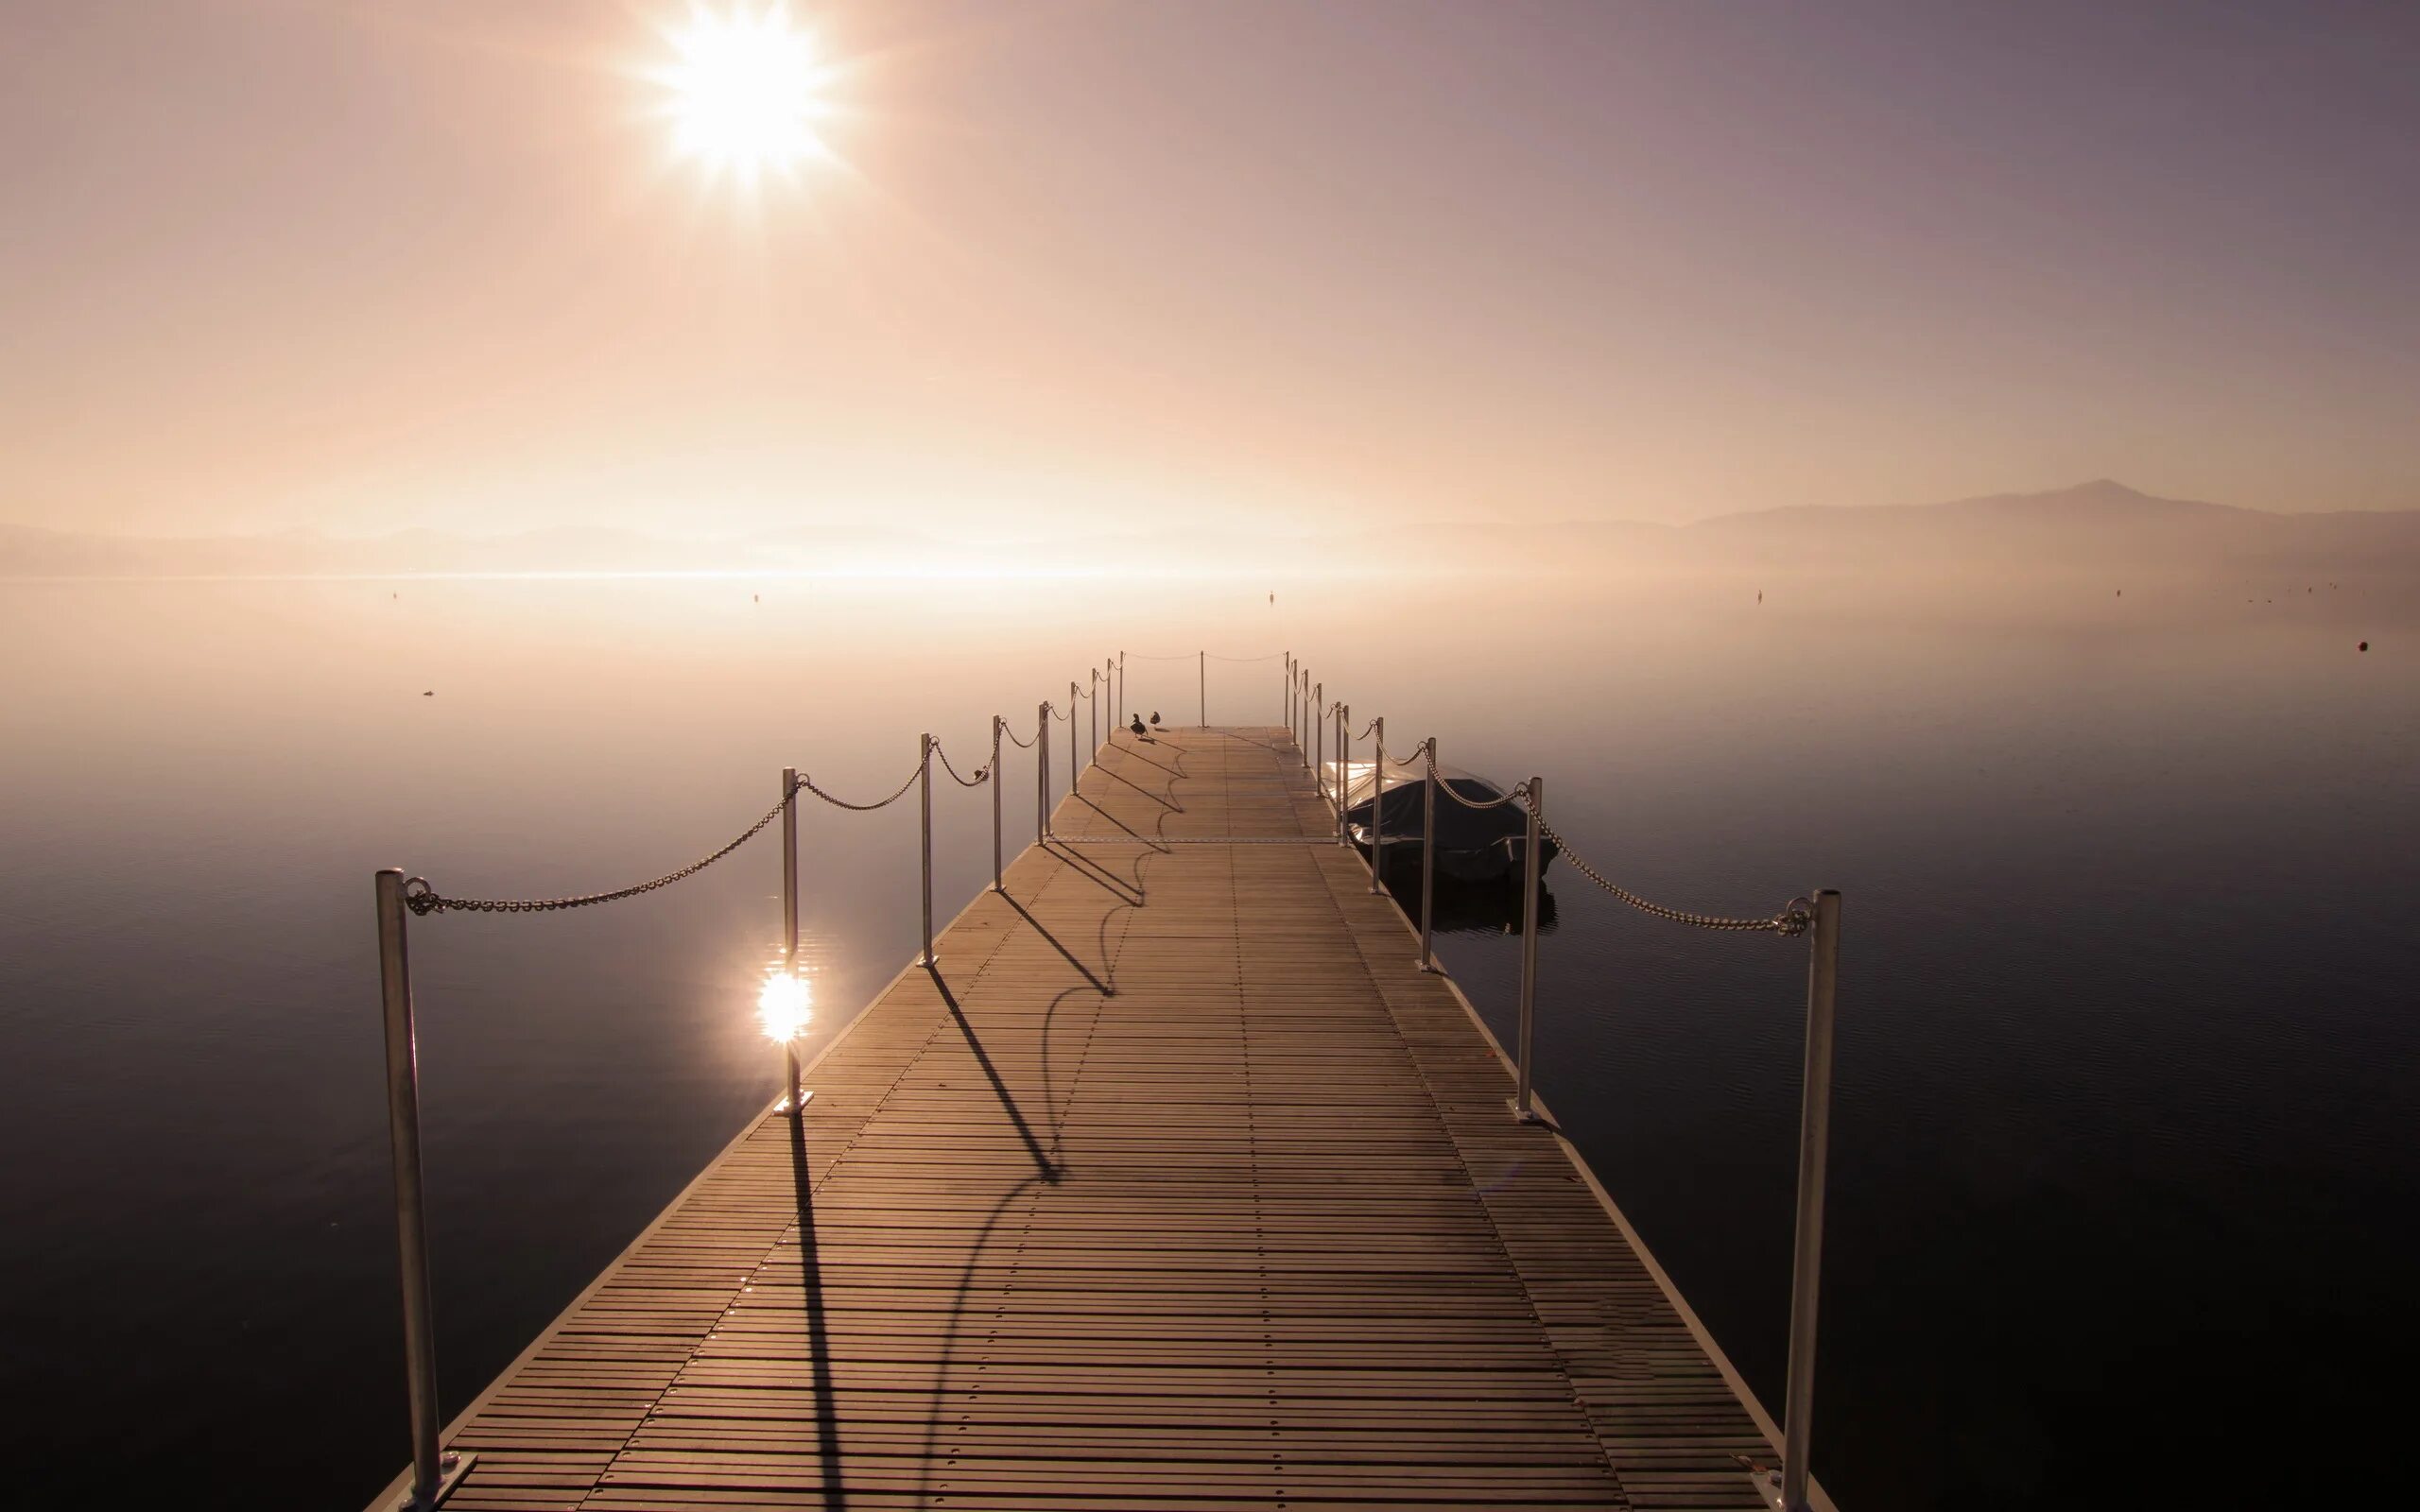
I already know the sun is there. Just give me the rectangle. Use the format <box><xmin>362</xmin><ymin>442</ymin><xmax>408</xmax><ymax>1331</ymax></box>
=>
<box><xmin>654</xmin><ymin>4</ymin><xmax>833</xmax><ymax>180</ymax></box>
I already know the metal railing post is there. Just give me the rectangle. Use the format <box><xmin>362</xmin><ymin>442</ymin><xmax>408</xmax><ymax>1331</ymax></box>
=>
<box><xmin>1198</xmin><ymin>649</ymin><xmax>1206</xmax><ymax>726</ymax></box>
<box><xmin>780</xmin><ymin>767</ymin><xmax>802</xmax><ymax>1108</ymax></box>
<box><xmin>1512</xmin><ymin>777</ymin><xmax>1543</xmax><ymax>1123</ymax></box>
<box><xmin>1037</xmin><ymin>703</ymin><xmax>1050</xmax><ymax>841</ymax></box>
<box><xmin>918</xmin><ymin>733</ymin><xmax>935</xmax><ymax>966</ymax></box>
<box><xmin>1067</xmin><ymin>683</ymin><xmax>1079</xmax><ymax>800</ymax></box>
<box><xmin>374</xmin><ymin>868</ymin><xmax>468</xmax><ymax>1509</ymax></box>
<box><xmin>1090</xmin><ymin>668</ymin><xmax>1099</xmax><ymax>765</ymax></box>
<box><xmin>1314</xmin><ymin>684</ymin><xmax>1324</xmax><ymax>802</ymax></box>
<box><xmin>989</xmin><ymin>719</ymin><xmax>1004</xmax><ymax>893</ymax></box>
<box><xmin>1418</xmin><ymin>741</ymin><xmax>1437</xmax><ymax>971</ymax></box>
<box><xmin>781</xmin><ymin>767</ymin><xmax>799</xmax><ymax>965</ymax></box>
<box><xmin>1300</xmin><ymin>671</ymin><xmax>1310</xmax><ymax>766</ymax></box>
<box><xmin>1117</xmin><ymin>651</ymin><xmax>1125</xmax><ymax>730</ymax></box>
<box><xmin>1337</xmin><ymin>704</ymin><xmax>1350</xmax><ymax>844</ymax></box>
<box><xmin>1777</xmin><ymin>889</ymin><xmax>1843</xmax><ymax>1512</ymax></box>
<box><xmin>1369</xmin><ymin>717</ymin><xmax>1386</xmax><ymax>894</ymax></box>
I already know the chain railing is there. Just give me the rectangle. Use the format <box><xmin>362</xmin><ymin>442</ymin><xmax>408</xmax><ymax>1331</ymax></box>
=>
<box><xmin>1121</xmin><ymin>646</ymin><xmax>1285</xmax><ymax>727</ymax></box>
<box><xmin>1307</xmin><ymin>703</ymin><xmax>1841</xmax><ymax>1512</ymax></box>
<box><xmin>371</xmin><ymin>646</ymin><xmax>1837</xmax><ymax>1512</ymax></box>
<box><xmin>400</xmin><ymin>782</ymin><xmax>801</xmax><ymax>917</ymax></box>
<box><xmin>931</xmin><ymin>743</ymin><xmax>990</xmax><ymax>788</ymax></box>
<box><xmin>367</xmin><ymin>662</ymin><xmax>1123</xmax><ymax>1512</ymax></box>
<box><xmin>1539</xmin><ymin>815</ymin><xmax>1811</xmax><ymax>935</ymax></box>
<box><xmin>799</xmin><ymin>765</ymin><xmax>924</xmax><ymax>812</ymax></box>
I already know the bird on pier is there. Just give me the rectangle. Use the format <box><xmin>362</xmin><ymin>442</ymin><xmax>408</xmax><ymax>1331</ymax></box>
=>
<box><xmin>1150</xmin><ymin>711</ymin><xmax>1162</xmax><ymax>727</ymax></box>
<box><xmin>1130</xmin><ymin>713</ymin><xmax>1147</xmax><ymax>738</ymax></box>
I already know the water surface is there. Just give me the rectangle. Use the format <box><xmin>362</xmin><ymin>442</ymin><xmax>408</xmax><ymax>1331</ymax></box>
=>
<box><xmin>1</xmin><ymin>571</ymin><xmax>2411</xmax><ymax>1509</ymax></box>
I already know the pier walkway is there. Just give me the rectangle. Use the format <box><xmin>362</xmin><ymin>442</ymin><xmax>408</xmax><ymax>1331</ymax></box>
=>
<box><xmin>399</xmin><ymin>728</ymin><xmax>1791</xmax><ymax>1511</ymax></box>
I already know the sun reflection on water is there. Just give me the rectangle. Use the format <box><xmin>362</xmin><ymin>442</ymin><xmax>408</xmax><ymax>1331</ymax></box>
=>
<box><xmin>756</xmin><ymin>970</ymin><xmax>810</xmax><ymax>1041</ymax></box>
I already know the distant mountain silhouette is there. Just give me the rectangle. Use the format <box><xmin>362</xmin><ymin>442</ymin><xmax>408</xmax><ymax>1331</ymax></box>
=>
<box><xmin>1942</xmin><ymin>478</ymin><xmax>2239</xmax><ymax>519</ymax></box>
<box><xmin>1672</xmin><ymin>479</ymin><xmax>2419</xmax><ymax>572</ymax></box>
<box><xmin>1700</xmin><ymin>478</ymin><xmax>2238</xmax><ymax>529</ymax></box>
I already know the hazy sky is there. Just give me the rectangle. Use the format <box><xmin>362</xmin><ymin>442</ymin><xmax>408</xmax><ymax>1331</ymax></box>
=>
<box><xmin>5</xmin><ymin>0</ymin><xmax>2414</xmax><ymax>539</ymax></box>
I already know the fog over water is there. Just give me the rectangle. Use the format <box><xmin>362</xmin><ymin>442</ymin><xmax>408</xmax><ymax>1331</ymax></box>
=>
<box><xmin>2</xmin><ymin>557</ymin><xmax>2412</xmax><ymax>1510</ymax></box>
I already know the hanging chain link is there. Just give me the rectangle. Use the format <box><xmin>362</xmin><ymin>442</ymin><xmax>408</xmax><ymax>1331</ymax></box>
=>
<box><xmin>1530</xmin><ymin>807</ymin><xmax>1811</xmax><ymax>936</ymax></box>
<box><xmin>1004</xmin><ymin>721</ymin><xmax>1039</xmax><ymax>749</ymax></box>
<box><xmin>1426</xmin><ymin>744</ymin><xmax>1530</xmax><ymax>811</ymax></box>
<box><xmin>800</xmin><ymin>764</ymin><xmax>925</xmax><ymax>813</ymax></box>
<box><xmin>1400</xmin><ymin>746</ymin><xmax>1804</xmax><ymax>931</ymax></box>
<box><xmin>403</xmin><ymin>780</ymin><xmax>803</xmax><ymax>916</ymax></box>
<box><xmin>932</xmin><ymin>742</ymin><xmax>990</xmax><ymax>787</ymax></box>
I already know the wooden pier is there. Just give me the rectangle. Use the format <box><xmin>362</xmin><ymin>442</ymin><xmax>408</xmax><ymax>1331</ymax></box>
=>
<box><xmin>382</xmin><ymin>728</ymin><xmax>1807</xmax><ymax>1511</ymax></box>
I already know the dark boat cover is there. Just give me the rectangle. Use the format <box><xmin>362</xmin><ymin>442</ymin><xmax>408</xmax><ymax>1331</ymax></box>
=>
<box><xmin>1324</xmin><ymin>759</ymin><xmax>1557</xmax><ymax>883</ymax></box>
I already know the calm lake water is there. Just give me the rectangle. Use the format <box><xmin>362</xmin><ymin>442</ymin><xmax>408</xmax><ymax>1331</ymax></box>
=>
<box><xmin>1</xmin><ymin>571</ymin><xmax>2411</xmax><ymax>1510</ymax></box>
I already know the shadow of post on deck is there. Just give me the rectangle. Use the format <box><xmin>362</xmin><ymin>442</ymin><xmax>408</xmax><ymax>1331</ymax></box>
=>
<box><xmin>784</xmin><ymin>1106</ymin><xmax>848</xmax><ymax>1510</ymax></box>
<box><xmin>925</xmin><ymin>963</ymin><xmax>1061</xmax><ymax>1184</ymax></box>
<box><xmin>999</xmin><ymin>892</ymin><xmax>1115</xmax><ymax>998</ymax></box>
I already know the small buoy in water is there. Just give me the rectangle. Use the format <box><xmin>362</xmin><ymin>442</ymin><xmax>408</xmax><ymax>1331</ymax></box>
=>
<box><xmin>2359</xmin><ymin>641</ymin><xmax>2369</xmax><ymax>652</ymax></box>
<box><xmin>2116</xmin><ymin>589</ymin><xmax>2122</xmax><ymax>597</ymax></box>
<box><xmin>423</xmin><ymin>690</ymin><xmax>434</xmax><ymax>696</ymax></box>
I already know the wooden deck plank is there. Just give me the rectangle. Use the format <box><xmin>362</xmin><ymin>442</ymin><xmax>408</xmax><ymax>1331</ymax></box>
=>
<box><xmin>376</xmin><ymin>727</ymin><xmax>1795</xmax><ymax>1512</ymax></box>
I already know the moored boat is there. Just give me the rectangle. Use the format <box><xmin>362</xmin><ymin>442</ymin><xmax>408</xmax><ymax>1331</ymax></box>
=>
<box><xmin>1324</xmin><ymin>759</ymin><xmax>1557</xmax><ymax>882</ymax></box>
